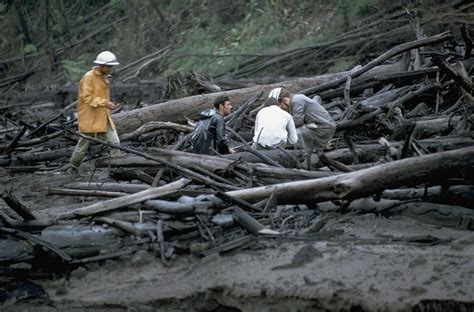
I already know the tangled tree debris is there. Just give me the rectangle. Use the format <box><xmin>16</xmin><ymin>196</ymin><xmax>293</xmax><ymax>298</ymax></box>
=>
<box><xmin>1</xmin><ymin>9</ymin><xmax>473</xmax><ymax>310</ymax></box>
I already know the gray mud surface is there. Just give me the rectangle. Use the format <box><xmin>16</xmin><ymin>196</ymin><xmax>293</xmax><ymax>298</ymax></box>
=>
<box><xmin>1</xmin><ymin>166</ymin><xmax>474</xmax><ymax>311</ymax></box>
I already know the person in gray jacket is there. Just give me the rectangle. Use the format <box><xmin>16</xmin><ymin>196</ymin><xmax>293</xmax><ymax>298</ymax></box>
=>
<box><xmin>268</xmin><ymin>87</ymin><xmax>336</xmax><ymax>150</ymax></box>
<box><xmin>191</xmin><ymin>95</ymin><xmax>234</xmax><ymax>155</ymax></box>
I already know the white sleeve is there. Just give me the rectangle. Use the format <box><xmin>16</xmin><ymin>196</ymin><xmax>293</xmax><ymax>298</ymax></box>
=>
<box><xmin>286</xmin><ymin>114</ymin><xmax>298</xmax><ymax>144</ymax></box>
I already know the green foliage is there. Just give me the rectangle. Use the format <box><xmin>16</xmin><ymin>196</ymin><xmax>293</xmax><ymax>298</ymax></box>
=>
<box><xmin>61</xmin><ymin>54</ymin><xmax>91</xmax><ymax>81</ymax></box>
<box><xmin>23</xmin><ymin>43</ymin><xmax>37</xmax><ymax>54</ymax></box>
<box><xmin>353</xmin><ymin>0</ymin><xmax>379</xmax><ymax>17</ymax></box>
<box><xmin>165</xmin><ymin>29</ymin><xmax>218</xmax><ymax>74</ymax></box>
<box><xmin>164</xmin><ymin>1</ymin><xmax>299</xmax><ymax>75</ymax></box>
<box><xmin>326</xmin><ymin>57</ymin><xmax>357</xmax><ymax>73</ymax></box>
<box><xmin>0</xmin><ymin>0</ymin><xmax>410</xmax><ymax>83</ymax></box>
<box><xmin>110</xmin><ymin>0</ymin><xmax>123</xmax><ymax>11</ymax></box>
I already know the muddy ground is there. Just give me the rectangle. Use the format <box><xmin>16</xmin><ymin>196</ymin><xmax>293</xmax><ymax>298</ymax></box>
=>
<box><xmin>1</xmin><ymin>162</ymin><xmax>474</xmax><ymax>312</ymax></box>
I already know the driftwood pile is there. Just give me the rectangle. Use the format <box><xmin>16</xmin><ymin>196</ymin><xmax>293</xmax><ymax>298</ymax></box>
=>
<box><xmin>0</xmin><ymin>30</ymin><xmax>473</xmax><ymax>276</ymax></box>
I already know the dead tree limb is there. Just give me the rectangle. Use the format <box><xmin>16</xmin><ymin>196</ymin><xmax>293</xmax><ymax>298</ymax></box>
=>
<box><xmin>0</xmin><ymin>227</ymin><xmax>71</xmax><ymax>262</ymax></box>
<box><xmin>66</xmin><ymin>129</ymin><xmax>241</xmax><ymax>191</ymax></box>
<box><xmin>430</xmin><ymin>54</ymin><xmax>472</xmax><ymax>94</ymax></box>
<box><xmin>112</xmin><ymin>63</ymin><xmax>407</xmax><ymax>134</ymax></box>
<box><xmin>94</xmin><ymin>217</ymin><xmax>143</xmax><ymax>237</ymax></box>
<box><xmin>225</xmin><ymin>146</ymin><xmax>474</xmax><ymax>204</ymax></box>
<box><xmin>0</xmin><ymin>189</ymin><xmax>36</xmax><ymax>221</ymax></box>
<box><xmin>300</xmin><ymin>31</ymin><xmax>453</xmax><ymax>96</ymax></box>
<box><xmin>56</xmin><ymin>178</ymin><xmax>190</xmax><ymax>219</ymax></box>
<box><xmin>119</xmin><ymin>121</ymin><xmax>194</xmax><ymax>141</ymax></box>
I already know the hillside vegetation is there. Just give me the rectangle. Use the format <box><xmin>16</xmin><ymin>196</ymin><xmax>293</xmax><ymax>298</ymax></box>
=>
<box><xmin>0</xmin><ymin>0</ymin><xmax>472</xmax><ymax>88</ymax></box>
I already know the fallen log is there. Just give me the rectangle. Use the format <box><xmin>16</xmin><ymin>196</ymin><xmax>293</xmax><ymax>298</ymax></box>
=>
<box><xmin>232</xmin><ymin>207</ymin><xmax>265</xmax><ymax>235</ymax></box>
<box><xmin>62</xmin><ymin>182</ymin><xmax>150</xmax><ymax>193</ymax></box>
<box><xmin>97</xmin><ymin>153</ymin><xmax>336</xmax><ymax>182</ymax></box>
<box><xmin>142</xmin><ymin>199</ymin><xmax>213</xmax><ymax>215</ymax></box>
<box><xmin>299</xmin><ymin>32</ymin><xmax>453</xmax><ymax>96</ymax></box>
<box><xmin>112</xmin><ymin>75</ymin><xmax>341</xmax><ymax>134</ymax></box>
<box><xmin>47</xmin><ymin>188</ymin><xmax>126</xmax><ymax>198</ymax></box>
<box><xmin>430</xmin><ymin>54</ymin><xmax>472</xmax><ymax>94</ymax></box>
<box><xmin>382</xmin><ymin>185</ymin><xmax>474</xmax><ymax>209</ymax></box>
<box><xmin>328</xmin><ymin>197</ymin><xmax>474</xmax><ymax>229</ymax></box>
<box><xmin>387</xmin><ymin>202</ymin><xmax>474</xmax><ymax>229</ymax></box>
<box><xmin>40</xmin><ymin>224</ymin><xmax>125</xmax><ymax>258</ymax></box>
<box><xmin>0</xmin><ymin>148</ymin><xmax>73</xmax><ymax>166</ymax></box>
<box><xmin>3</xmin><ymin>126</ymin><xmax>27</xmax><ymax>154</ymax></box>
<box><xmin>224</xmin><ymin>146</ymin><xmax>474</xmax><ymax>204</ymax></box>
<box><xmin>67</xmin><ymin>130</ymin><xmax>241</xmax><ymax>191</ymax></box>
<box><xmin>93</xmin><ymin>217</ymin><xmax>143</xmax><ymax>237</ymax></box>
<box><xmin>119</xmin><ymin>121</ymin><xmax>194</xmax><ymax>141</ymax></box>
<box><xmin>56</xmin><ymin>178</ymin><xmax>191</xmax><ymax>219</ymax></box>
<box><xmin>112</xmin><ymin>60</ymin><xmax>414</xmax><ymax>134</ymax></box>
<box><xmin>1</xmin><ymin>190</ymin><xmax>36</xmax><ymax>221</ymax></box>
<box><xmin>0</xmin><ymin>227</ymin><xmax>71</xmax><ymax>262</ymax></box>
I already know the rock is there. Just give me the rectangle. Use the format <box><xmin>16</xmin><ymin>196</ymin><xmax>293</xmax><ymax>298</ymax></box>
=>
<box><xmin>408</xmin><ymin>256</ymin><xmax>427</xmax><ymax>268</ymax></box>
<box><xmin>272</xmin><ymin>244</ymin><xmax>323</xmax><ymax>270</ymax></box>
<box><xmin>131</xmin><ymin>250</ymin><xmax>154</xmax><ymax>265</ymax></box>
<box><xmin>70</xmin><ymin>266</ymin><xmax>88</xmax><ymax>279</ymax></box>
<box><xmin>189</xmin><ymin>242</ymin><xmax>211</xmax><ymax>255</ymax></box>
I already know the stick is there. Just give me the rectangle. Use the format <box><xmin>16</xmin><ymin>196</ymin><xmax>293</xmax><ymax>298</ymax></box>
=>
<box><xmin>300</xmin><ymin>32</ymin><xmax>453</xmax><ymax>95</ymax></box>
<box><xmin>1</xmin><ymin>189</ymin><xmax>36</xmax><ymax>221</ymax></box>
<box><xmin>94</xmin><ymin>217</ymin><xmax>142</xmax><ymax>237</ymax></box>
<box><xmin>3</xmin><ymin>126</ymin><xmax>27</xmax><ymax>154</ymax></box>
<box><xmin>65</xmin><ymin>128</ymin><xmax>241</xmax><ymax>191</ymax></box>
<box><xmin>214</xmin><ymin>190</ymin><xmax>262</xmax><ymax>212</ymax></box>
<box><xmin>48</xmin><ymin>188</ymin><xmax>126</xmax><ymax>198</ymax></box>
<box><xmin>232</xmin><ymin>206</ymin><xmax>265</xmax><ymax>235</ymax></box>
<box><xmin>241</xmin><ymin>146</ymin><xmax>284</xmax><ymax>168</ymax></box>
<box><xmin>56</xmin><ymin>178</ymin><xmax>190</xmax><ymax>219</ymax></box>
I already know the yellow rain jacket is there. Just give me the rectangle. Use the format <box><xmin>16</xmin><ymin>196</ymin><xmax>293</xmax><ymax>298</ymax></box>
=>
<box><xmin>77</xmin><ymin>67</ymin><xmax>116</xmax><ymax>133</ymax></box>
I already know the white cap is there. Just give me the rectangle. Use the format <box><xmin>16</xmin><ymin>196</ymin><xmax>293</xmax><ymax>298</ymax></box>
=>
<box><xmin>94</xmin><ymin>51</ymin><xmax>119</xmax><ymax>66</ymax></box>
<box><xmin>268</xmin><ymin>87</ymin><xmax>282</xmax><ymax>100</ymax></box>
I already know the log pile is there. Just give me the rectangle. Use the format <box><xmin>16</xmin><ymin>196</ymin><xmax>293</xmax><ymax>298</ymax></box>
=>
<box><xmin>0</xmin><ymin>30</ymin><xmax>473</xmax><ymax>277</ymax></box>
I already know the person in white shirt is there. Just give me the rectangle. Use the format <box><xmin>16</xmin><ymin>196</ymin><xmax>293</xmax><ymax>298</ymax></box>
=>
<box><xmin>253</xmin><ymin>97</ymin><xmax>298</xmax><ymax>149</ymax></box>
<box><xmin>268</xmin><ymin>87</ymin><xmax>336</xmax><ymax>150</ymax></box>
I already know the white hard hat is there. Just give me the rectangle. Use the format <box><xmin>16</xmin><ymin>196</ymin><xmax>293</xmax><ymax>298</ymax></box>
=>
<box><xmin>94</xmin><ymin>51</ymin><xmax>119</xmax><ymax>65</ymax></box>
<box><xmin>268</xmin><ymin>87</ymin><xmax>282</xmax><ymax>100</ymax></box>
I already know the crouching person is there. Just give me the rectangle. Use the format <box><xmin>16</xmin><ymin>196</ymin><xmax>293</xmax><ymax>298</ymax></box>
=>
<box><xmin>268</xmin><ymin>88</ymin><xmax>336</xmax><ymax>150</ymax></box>
<box><xmin>191</xmin><ymin>95</ymin><xmax>234</xmax><ymax>155</ymax></box>
<box><xmin>253</xmin><ymin>97</ymin><xmax>297</xmax><ymax>150</ymax></box>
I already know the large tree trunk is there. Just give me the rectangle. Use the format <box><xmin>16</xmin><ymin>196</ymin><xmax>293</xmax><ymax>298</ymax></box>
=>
<box><xmin>96</xmin><ymin>150</ymin><xmax>336</xmax><ymax>181</ymax></box>
<box><xmin>225</xmin><ymin>146</ymin><xmax>474</xmax><ymax>203</ymax></box>
<box><xmin>112</xmin><ymin>64</ymin><xmax>406</xmax><ymax>134</ymax></box>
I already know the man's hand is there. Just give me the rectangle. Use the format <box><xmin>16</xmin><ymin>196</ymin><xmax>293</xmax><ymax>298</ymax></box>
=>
<box><xmin>229</xmin><ymin>148</ymin><xmax>236</xmax><ymax>154</ymax></box>
<box><xmin>107</xmin><ymin>101</ymin><xmax>117</xmax><ymax>110</ymax></box>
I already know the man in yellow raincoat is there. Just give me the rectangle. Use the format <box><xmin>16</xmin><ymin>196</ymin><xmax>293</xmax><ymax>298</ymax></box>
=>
<box><xmin>70</xmin><ymin>51</ymin><xmax>121</xmax><ymax>176</ymax></box>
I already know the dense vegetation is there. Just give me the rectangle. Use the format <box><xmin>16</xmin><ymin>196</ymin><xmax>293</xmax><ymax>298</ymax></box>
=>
<box><xmin>0</xmin><ymin>0</ymin><xmax>471</xmax><ymax>88</ymax></box>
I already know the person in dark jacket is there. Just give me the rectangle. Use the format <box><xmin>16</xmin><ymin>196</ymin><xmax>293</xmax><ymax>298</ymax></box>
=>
<box><xmin>191</xmin><ymin>95</ymin><xmax>234</xmax><ymax>155</ymax></box>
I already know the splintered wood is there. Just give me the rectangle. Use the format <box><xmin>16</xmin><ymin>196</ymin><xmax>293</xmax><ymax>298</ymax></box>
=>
<box><xmin>0</xmin><ymin>30</ymin><xmax>473</xmax><ymax>272</ymax></box>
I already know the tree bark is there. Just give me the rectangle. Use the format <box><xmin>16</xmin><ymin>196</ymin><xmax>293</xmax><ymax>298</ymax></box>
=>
<box><xmin>225</xmin><ymin>146</ymin><xmax>474</xmax><ymax>204</ymax></box>
<box><xmin>120</xmin><ymin>121</ymin><xmax>194</xmax><ymax>141</ymax></box>
<box><xmin>112</xmin><ymin>62</ymin><xmax>409</xmax><ymax>134</ymax></box>
<box><xmin>63</xmin><ymin>182</ymin><xmax>150</xmax><ymax>193</ymax></box>
<box><xmin>56</xmin><ymin>178</ymin><xmax>190</xmax><ymax>219</ymax></box>
<box><xmin>299</xmin><ymin>32</ymin><xmax>453</xmax><ymax>96</ymax></box>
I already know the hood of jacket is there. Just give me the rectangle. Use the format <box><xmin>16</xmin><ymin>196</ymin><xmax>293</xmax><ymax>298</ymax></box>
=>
<box><xmin>199</xmin><ymin>108</ymin><xmax>217</xmax><ymax>120</ymax></box>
